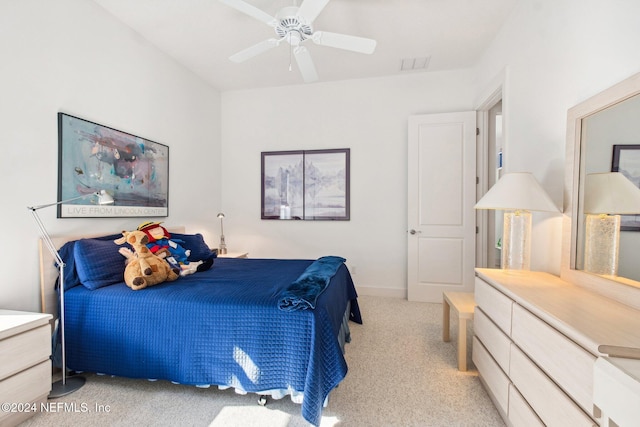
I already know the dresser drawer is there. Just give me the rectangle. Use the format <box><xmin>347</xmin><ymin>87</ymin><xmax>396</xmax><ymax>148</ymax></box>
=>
<box><xmin>472</xmin><ymin>336</ymin><xmax>509</xmax><ymax>415</ymax></box>
<box><xmin>508</xmin><ymin>383</ymin><xmax>544</xmax><ymax>427</ymax></box>
<box><xmin>474</xmin><ymin>307</ymin><xmax>510</xmax><ymax>373</ymax></box>
<box><xmin>474</xmin><ymin>277</ymin><xmax>512</xmax><ymax>335</ymax></box>
<box><xmin>0</xmin><ymin>360</ymin><xmax>51</xmax><ymax>425</ymax></box>
<box><xmin>510</xmin><ymin>345</ymin><xmax>595</xmax><ymax>427</ymax></box>
<box><xmin>511</xmin><ymin>304</ymin><xmax>596</xmax><ymax>413</ymax></box>
<box><xmin>0</xmin><ymin>324</ymin><xmax>50</xmax><ymax>380</ymax></box>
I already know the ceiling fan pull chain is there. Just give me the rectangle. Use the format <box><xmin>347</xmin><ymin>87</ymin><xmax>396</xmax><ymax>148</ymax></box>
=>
<box><xmin>289</xmin><ymin>40</ymin><xmax>293</xmax><ymax>71</ymax></box>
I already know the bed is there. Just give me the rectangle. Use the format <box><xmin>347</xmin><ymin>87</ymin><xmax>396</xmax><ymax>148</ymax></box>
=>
<box><xmin>40</xmin><ymin>228</ymin><xmax>361</xmax><ymax>426</ymax></box>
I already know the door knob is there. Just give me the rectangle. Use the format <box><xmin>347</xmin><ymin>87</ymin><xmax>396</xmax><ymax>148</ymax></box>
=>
<box><xmin>409</xmin><ymin>229</ymin><xmax>421</xmax><ymax>235</ymax></box>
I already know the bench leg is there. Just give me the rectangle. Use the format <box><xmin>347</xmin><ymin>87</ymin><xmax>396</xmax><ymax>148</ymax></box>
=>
<box><xmin>457</xmin><ymin>318</ymin><xmax>467</xmax><ymax>371</ymax></box>
<box><xmin>442</xmin><ymin>298</ymin><xmax>450</xmax><ymax>342</ymax></box>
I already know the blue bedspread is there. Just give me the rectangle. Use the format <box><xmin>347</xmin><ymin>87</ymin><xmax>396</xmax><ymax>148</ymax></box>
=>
<box><xmin>63</xmin><ymin>257</ymin><xmax>361</xmax><ymax>426</ymax></box>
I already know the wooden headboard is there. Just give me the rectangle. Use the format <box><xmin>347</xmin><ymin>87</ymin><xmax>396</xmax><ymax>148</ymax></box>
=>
<box><xmin>39</xmin><ymin>226</ymin><xmax>186</xmax><ymax>316</ymax></box>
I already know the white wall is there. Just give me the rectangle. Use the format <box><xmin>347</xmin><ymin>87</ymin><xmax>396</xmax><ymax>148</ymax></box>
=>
<box><xmin>9</xmin><ymin>0</ymin><xmax>640</xmax><ymax>309</ymax></box>
<box><xmin>221</xmin><ymin>71</ymin><xmax>475</xmax><ymax>296</ymax></box>
<box><xmin>474</xmin><ymin>0</ymin><xmax>640</xmax><ymax>274</ymax></box>
<box><xmin>1</xmin><ymin>0</ymin><xmax>222</xmax><ymax>312</ymax></box>
<box><xmin>221</xmin><ymin>0</ymin><xmax>640</xmax><ymax>292</ymax></box>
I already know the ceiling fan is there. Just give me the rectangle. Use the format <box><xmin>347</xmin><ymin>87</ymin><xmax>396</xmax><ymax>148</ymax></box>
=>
<box><xmin>219</xmin><ymin>0</ymin><xmax>377</xmax><ymax>83</ymax></box>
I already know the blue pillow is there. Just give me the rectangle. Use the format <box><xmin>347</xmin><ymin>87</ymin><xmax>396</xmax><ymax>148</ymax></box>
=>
<box><xmin>74</xmin><ymin>238</ymin><xmax>126</xmax><ymax>290</ymax></box>
<box><xmin>58</xmin><ymin>240</ymin><xmax>81</xmax><ymax>291</ymax></box>
<box><xmin>171</xmin><ymin>233</ymin><xmax>216</xmax><ymax>268</ymax></box>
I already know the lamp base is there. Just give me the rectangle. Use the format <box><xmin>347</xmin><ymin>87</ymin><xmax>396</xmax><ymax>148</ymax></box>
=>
<box><xmin>501</xmin><ymin>210</ymin><xmax>532</xmax><ymax>271</ymax></box>
<box><xmin>49</xmin><ymin>375</ymin><xmax>85</xmax><ymax>398</ymax></box>
<box><xmin>584</xmin><ymin>214</ymin><xmax>620</xmax><ymax>276</ymax></box>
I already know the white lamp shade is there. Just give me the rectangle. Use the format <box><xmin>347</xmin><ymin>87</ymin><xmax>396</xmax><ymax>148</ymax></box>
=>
<box><xmin>474</xmin><ymin>172</ymin><xmax>559</xmax><ymax>212</ymax></box>
<box><xmin>584</xmin><ymin>172</ymin><xmax>640</xmax><ymax>214</ymax></box>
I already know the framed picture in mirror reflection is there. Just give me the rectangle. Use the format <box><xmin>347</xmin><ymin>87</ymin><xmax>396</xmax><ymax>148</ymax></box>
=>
<box><xmin>611</xmin><ymin>144</ymin><xmax>640</xmax><ymax>230</ymax></box>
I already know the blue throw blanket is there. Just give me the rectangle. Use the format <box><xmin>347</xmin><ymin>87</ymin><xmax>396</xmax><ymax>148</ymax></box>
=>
<box><xmin>278</xmin><ymin>256</ymin><xmax>346</xmax><ymax>311</ymax></box>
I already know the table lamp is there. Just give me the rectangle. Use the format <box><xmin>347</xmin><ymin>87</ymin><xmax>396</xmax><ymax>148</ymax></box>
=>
<box><xmin>28</xmin><ymin>190</ymin><xmax>114</xmax><ymax>398</ymax></box>
<box><xmin>583</xmin><ymin>172</ymin><xmax>640</xmax><ymax>276</ymax></box>
<box><xmin>475</xmin><ymin>172</ymin><xmax>559</xmax><ymax>270</ymax></box>
<box><xmin>217</xmin><ymin>212</ymin><xmax>227</xmax><ymax>254</ymax></box>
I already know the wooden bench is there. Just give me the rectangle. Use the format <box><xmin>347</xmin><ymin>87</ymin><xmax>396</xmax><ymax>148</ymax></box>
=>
<box><xmin>442</xmin><ymin>291</ymin><xmax>475</xmax><ymax>371</ymax></box>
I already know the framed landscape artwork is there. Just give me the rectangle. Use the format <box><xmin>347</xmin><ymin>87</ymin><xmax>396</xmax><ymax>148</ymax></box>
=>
<box><xmin>261</xmin><ymin>148</ymin><xmax>350</xmax><ymax>220</ymax></box>
<box><xmin>58</xmin><ymin>113</ymin><xmax>169</xmax><ymax>218</ymax></box>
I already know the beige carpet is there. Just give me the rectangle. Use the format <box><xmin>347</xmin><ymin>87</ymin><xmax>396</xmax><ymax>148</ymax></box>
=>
<box><xmin>21</xmin><ymin>295</ymin><xmax>505</xmax><ymax>426</ymax></box>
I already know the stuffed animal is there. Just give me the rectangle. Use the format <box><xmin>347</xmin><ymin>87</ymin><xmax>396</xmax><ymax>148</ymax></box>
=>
<box><xmin>137</xmin><ymin>221</ymin><xmax>191</xmax><ymax>271</ymax></box>
<box><xmin>114</xmin><ymin>230</ymin><xmax>179</xmax><ymax>290</ymax></box>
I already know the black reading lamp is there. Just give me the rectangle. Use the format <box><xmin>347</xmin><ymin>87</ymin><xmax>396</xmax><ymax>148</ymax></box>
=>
<box><xmin>217</xmin><ymin>212</ymin><xmax>228</xmax><ymax>255</ymax></box>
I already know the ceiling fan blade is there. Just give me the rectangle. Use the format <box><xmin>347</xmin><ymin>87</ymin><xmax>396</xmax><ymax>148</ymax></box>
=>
<box><xmin>312</xmin><ymin>31</ymin><xmax>377</xmax><ymax>54</ymax></box>
<box><xmin>229</xmin><ymin>38</ymin><xmax>280</xmax><ymax>63</ymax></box>
<box><xmin>297</xmin><ymin>0</ymin><xmax>330</xmax><ymax>23</ymax></box>
<box><xmin>219</xmin><ymin>0</ymin><xmax>276</xmax><ymax>27</ymax></box>
<box><xmin>293</xmin><ymin>46</ymin><xmax>319</xmax><ymax>83</ymax></box>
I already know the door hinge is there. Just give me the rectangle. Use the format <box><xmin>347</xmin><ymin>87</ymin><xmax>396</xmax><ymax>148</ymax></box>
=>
<box><xmin>476</xmin><ymin>127</ymin><xmax>480</xmax><ymax>136</ymax></box>
<box><xmin>476</xmin><ymin>176</ymin><xmax>479</xmax><ymax>184</ymax></box>
<box><xmin>476</xmin><ymin>226</ymin><xmax>479</xmax><ymax>234</ymax></box>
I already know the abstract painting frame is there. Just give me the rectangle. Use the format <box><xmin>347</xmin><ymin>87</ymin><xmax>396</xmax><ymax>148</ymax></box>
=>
<box><xmin>261</xmin><ymin>148</ymin><xmax>350</xmax><ymax>220</ymax></box>
<box><xmin>611</xmin><ymin>144</ymin><xmax>640</xmax><ymax>230</ymax></box>
<box><xmin>57</xmin><ymin>113</ymin><xmax>169</xmax><ymax>218</ymax></box>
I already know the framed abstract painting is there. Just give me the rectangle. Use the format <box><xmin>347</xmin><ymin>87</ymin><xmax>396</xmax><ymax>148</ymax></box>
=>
<box><xmin>57</xmin><ymin>113</ymin><xmax>169</xmax><ymax>218</ymax></box>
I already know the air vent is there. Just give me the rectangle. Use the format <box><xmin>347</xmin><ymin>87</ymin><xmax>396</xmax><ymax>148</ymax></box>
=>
<box><xmin>400</xmin><ymin>56</ymin><xmax>431</xmax><ymax>71</ymax></box>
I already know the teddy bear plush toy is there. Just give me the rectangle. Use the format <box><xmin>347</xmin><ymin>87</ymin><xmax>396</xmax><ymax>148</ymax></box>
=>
<box><xmin>137</xmin><ymin>221</ymin><xmax>191</xmax><ymax>272</ymax></box>
<box><xmin>114</xmin><ymin>230</ymin><xmax>179</xmax><ymax>290</ymax></box>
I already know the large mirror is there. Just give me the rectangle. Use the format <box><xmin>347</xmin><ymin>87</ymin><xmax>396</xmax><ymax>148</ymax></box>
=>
<box><xmin>562</xmin><ymin>72</ymin><xmax>640</xmax><ymax>309</ymax></box>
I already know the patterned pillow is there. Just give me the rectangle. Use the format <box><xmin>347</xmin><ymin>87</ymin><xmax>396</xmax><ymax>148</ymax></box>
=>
<box><xmin>74</xmin><ymin>238</ymin><xmax>126</xmax><ymax>290</ymax></box>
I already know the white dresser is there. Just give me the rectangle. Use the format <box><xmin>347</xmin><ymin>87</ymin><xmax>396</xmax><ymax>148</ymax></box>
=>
<box><xmin>473</xmin><ymin>268</ymin><xmax>640</xmax><ymax>427</ymax></box>
<box><xmin>0</xmin><ymin>310</ymin><xmax>52</xmax><ymax>426</ymax></box>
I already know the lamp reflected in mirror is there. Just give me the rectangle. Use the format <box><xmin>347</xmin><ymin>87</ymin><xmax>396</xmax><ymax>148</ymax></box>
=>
<box><xmin>583</xmin><ymin>172</ymin><xmax>640</xmax><ymax>276</ymax></box>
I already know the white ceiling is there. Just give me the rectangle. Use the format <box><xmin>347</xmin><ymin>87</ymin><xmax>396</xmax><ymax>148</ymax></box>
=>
<box><xmin>93</xmin><ymin>0</ymin><xmax>516</xmax><ymax>91</ymax></box>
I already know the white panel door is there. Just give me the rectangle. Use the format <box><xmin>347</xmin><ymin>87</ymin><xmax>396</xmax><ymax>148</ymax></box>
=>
<box><xmin>407</xmin><ymin>111</ymin><xmax>476</xmax><ymax>302</ymax></box>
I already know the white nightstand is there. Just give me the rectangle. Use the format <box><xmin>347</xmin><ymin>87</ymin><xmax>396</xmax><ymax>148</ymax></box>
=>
<box><xmin>218</xmin><ymin>252</ymin><xmax>248</xmax><ymax>258</ymax></box>
<box><xmin>594</xmin><ymin>357</ymin><xmax>640</xmax><ymax>427</ymax></box>
<box><xmin>0</xmin><ymin>309</ymin><xmax>53</xmax><ymax>426</ymax></box>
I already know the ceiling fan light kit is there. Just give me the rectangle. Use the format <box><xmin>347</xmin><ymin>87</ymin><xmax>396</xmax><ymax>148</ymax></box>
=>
<box><xmin>219</xmin><ymin>0</ymin><xmax>377</xmax><ymax>83</ymax></box>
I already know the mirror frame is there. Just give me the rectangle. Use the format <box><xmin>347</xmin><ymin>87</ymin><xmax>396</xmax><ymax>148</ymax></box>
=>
<box><xmin>561</xmin><ymin>71</ymin><xmax>640</xmax><ymax>310</ymax></box>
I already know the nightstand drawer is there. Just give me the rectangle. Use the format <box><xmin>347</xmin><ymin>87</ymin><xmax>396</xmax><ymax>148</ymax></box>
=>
<box><xmin>0</xmin><ymin>324</ymin><xmax>50</xmax><ymax>380</ymax></box>
<box><xmin>475</xmin><ymin>307</ymin><xmax>511</xmax><ymax>373</ymax></box>
<box><xmin>473</xmin><ymin>336</ymin><xmax>509</xmax><ymax>414</ymax></box>
<box><xmin>593</xmin><ymin>357</ymin><xmax>640</xmax><ymax>427</ymax></box>
<box><xmin>475</xmin><ymin>277</ymin><xmax>513</xmax><ymax>335</ymax></box>
<box><xmin>510</xmin><ymin>345</ymin><xmax>594</xmax><ymax>427</ymax></box>
<box><xmin>0</xmin><ymin>360</ymin><xmax>50</xmax><ymax>425</ymax></box>
<box><xmin>511</xmin><ymin>304</ymin><xmax>596</xmax><ymax>413</ymax></box>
